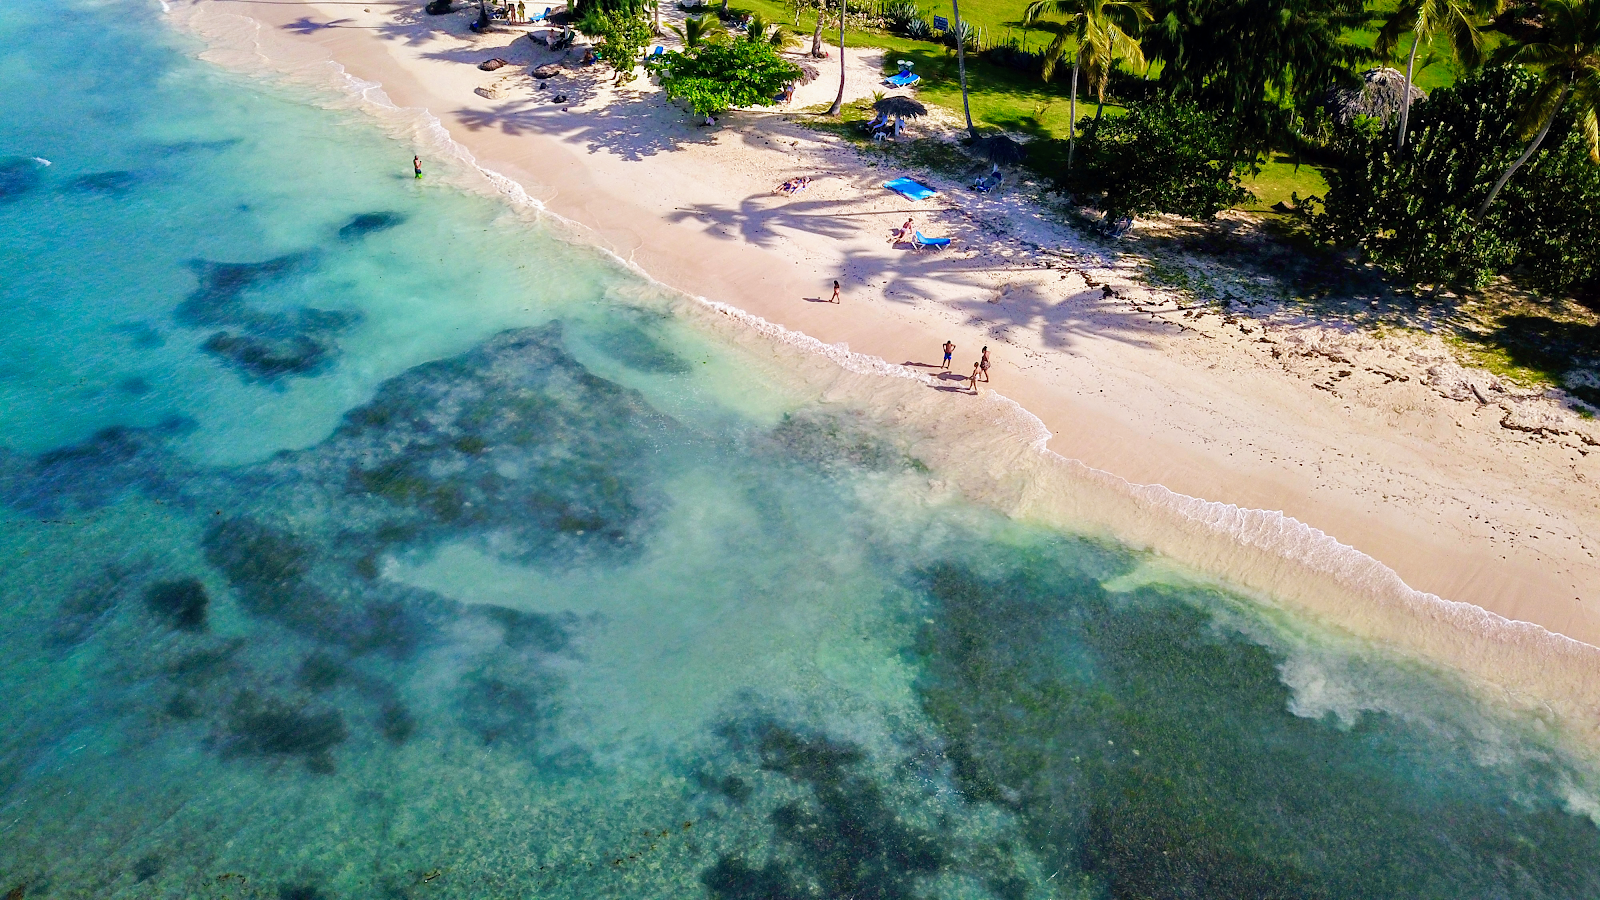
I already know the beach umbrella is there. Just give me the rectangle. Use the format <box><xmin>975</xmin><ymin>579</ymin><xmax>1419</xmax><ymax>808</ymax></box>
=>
<box><xmin>873</xmin><ymin>96</ymin><xmax>927</xmax><ymax>119</ymax></box>
<box><xmin>1322</xmin><ymin>68</ymin><xmax>1426</xmax><ymax>127</ymax></box>
<box><xmin>795</xmin><ymin>62</ymin><xmax>820</xmax><ymax>85</ymax></box>
<box><xmin>973</xmin><ymin>134</ymin><xmax>1027</xmax><ymax>167</ymax></box>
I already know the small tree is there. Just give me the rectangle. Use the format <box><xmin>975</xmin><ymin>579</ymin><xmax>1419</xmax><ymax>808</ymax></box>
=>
<box><xmin>649</xmin><ymin>40</ymin><xmax>804</xmax><ymax>116</ymax></box>
<box><xmin>1066</xmin><ymin>98</ymin><xmax>1253</xmax><ymax>220</ymax></box>
<box><xmin>579</xmin><ymin>1</ymin><xmax>654</xmax><ymax>83</ymax></box>
<box><xmin>592</xmin><ymin>9</ymin><xmax>654</xmax><ymax>83</ymax></box>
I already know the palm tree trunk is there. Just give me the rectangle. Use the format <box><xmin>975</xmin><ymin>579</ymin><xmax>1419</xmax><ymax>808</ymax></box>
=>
<box><xmin>1473</xmin><ymin>82</ymin><xmax>1571</xmax><ymax>221</ymax></box>
<box><xmin>952</xmin><ymin>0</ymin><xmax>977</xmax><ymax>137</ymax></box>
<box><xmin>1396</xmin><ymin>32</ymin><xmax>1420</xmax><ymax>151</ymax></box>
<box><xmin>811</xmin><ymin>5</ymin><xmax>825</xmax><ymax>57</ymax></box>
<box><xmin>1067</xmin><ymin>52</ymin><xmax>1080</xmax><ymax>170</ymax></box>
<box><xmin>828</xmin><ymin>0</ymin><xmax>845</xmax><ymax>115</ymax></box>
<box><xmin>1095</xmin><ymin>31</ymin><xmax>1113</xmax><ymax>124</ymax></box>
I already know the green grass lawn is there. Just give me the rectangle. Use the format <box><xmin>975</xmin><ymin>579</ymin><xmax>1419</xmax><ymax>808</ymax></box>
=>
<box><xmin>1240</xmin><ymin>154</ymin><xmax>1332</xmax><ymax>211</ymax></box>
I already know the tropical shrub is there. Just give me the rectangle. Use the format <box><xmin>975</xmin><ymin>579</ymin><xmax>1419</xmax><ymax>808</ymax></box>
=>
<box><xmin>883</xmin><ymin>0</ymin><xmax>923</xmax><ymax>30</ymax></box>
<box><xmin>1315</xmin><ymin>65</ymin><xmax>1600</xmax><ymax>295</ymax></box>
<box><xmin>583</xmin><ymin>8</ymin><xmax>655</xmax><ymax>82</ymax></box>
<box><xmin>648</xmin><ymin>39</ymin><xmax>804</xmax><ymax>115</ymax></box>
<box><xmin>903</xmin><ymin>16</ymin><xmax>933</xmax><ymax>39</ymax></box>
<box><xmin>1065</xmin><ymin>98</ymin><xmax>1253</xmax><ymax>220</ymax></box>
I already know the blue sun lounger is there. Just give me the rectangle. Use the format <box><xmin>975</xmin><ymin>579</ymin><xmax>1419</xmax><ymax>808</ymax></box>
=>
<box><xmin>911</xmin><ymin>230</ymin><xmax>951</xmax><ymax>251</ymax></box>
<box><xmin>530</xmin><ymin>6</ymin><xmax>552</xmax><ymax>21</ymax></box>
<box><xmin>884</xmin><ymin>177</ymin><xmax>936</xmax><ymax>200</ymax></box>
<box><xmin>884</xmin><ymin>71</ymin><xmax>921</xmax><ymax>88</ymax></box>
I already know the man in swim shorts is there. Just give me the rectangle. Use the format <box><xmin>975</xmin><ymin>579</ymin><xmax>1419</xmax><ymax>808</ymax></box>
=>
<box><xmin>414</xmin><ymin>155</ymin><xmax>422</xmax><ymax>179</ymax></box>
<box><xmin>941</xmin><ymin>340</ymin><xmax>954</xmax><ymax>371</ymax></box>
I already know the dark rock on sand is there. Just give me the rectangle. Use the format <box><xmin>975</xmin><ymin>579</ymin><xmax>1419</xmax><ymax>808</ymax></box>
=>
<box><xmin>144</xmin><ymin>578</ymin><xmax>209</xmax><ymax>632</ymax></box>
<box><xmin>202</xmin><ymin>330</ymin><xmax>336</xmax><ymax>379</ymax></box>
<box><xmin>68</xmin><ymin>170</ymin><xmax>139</xmax><ymax>195</ymax></box>
<box><xmin>0</xmin><ymin>157</ymin><xmax>44</xmax><ymax>203</ymax></box>
<box><xmin>223</xmin><ymin>692</ymin><xmax>348</xmax><ymax>772</ymax></box>
<box><xmin>337</xmin><ymin>211</ymin><xmax>405</xmax><ymax>240</ymax></box>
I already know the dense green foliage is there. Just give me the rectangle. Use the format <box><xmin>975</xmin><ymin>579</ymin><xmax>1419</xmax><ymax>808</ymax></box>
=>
<box><xmin>1142</xmin><ymin>0</ymin><xmax>1378</xmax><ymax>148</ymax></box>
<box><xmin>649</xmin><ymin>40</ymin><xmax>804</xmax><ymax>115</ymax></box>
<box><xmin>582</xmin><ymin>6</ymin><xmax>655</xmax><ymax>82</ymax></box>
<box><xmin>1066</xmin><ymin>98</ymin><xmax>1253</xmax><ymax>219</ymax></box>
<box><xmin>1316</xmin><ymin>65</ymin><xmax>1600</xmax><ymax>295</ymax></box>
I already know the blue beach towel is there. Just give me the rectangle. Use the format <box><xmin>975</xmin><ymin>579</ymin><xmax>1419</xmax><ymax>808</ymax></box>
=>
<box><xmin>883</xmin><ymin>72</ymin><xmax>921</xmax><ymax>87</ymax></box>
<box><xmin>884</xmin><ymin>177</ymin><xmax>937</xmax><ymax>200</ymax></box>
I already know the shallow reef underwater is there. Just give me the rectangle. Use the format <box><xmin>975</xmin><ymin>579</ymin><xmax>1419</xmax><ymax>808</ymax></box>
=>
<box><xmin>3</xmin><ymin>1</ymin><xmax>1600</xmax><ymax>898</ymax></box>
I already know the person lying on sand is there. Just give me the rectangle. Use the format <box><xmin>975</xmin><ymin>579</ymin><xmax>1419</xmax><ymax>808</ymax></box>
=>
<box><xmin>773</xmin><ymin>176</ymin><xmax>811</xmax><ymax>195</ymax></box>
<box><xmin>890</xmin><ymin>217</ymin><xmax>912</xmax><ymax>244</ymax></box>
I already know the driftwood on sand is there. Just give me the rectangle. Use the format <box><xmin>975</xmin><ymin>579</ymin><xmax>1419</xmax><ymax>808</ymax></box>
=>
<box><xmin>1323</xmin><ymin>67</ymin><xmax>1427</xmax><ymax>126</ymax></box>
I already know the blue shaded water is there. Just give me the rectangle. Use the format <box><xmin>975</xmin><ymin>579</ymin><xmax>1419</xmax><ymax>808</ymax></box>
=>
<box><xmin>2</xmin><ymin>3</ymin><xmax>1598</xmax><ymax>898</ymax></box>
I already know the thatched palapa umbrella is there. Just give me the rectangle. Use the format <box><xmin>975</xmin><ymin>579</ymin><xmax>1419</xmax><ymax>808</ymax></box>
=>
<box><xmin>795</xmin><ymin>62</ymin><xmax>821</xmax><ymax>86</ymax></box>
<box><xmin>973</xmin><ymin>134</ymin><xmax>1027</xmax><ymax>168</ymax></box>
<box><xmin>873</xmin><ymin>96</ymin><xmax>928</xmax><ymax>119</ymax></box>
<box><xmin>1324</xmin><ymin>68</ymin><xmax>1427</xmax><ymax>127</ymax></box>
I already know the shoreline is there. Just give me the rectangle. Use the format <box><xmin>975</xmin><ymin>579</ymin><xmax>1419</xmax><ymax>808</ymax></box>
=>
<box><xmin>168</xmin><ymin>3</ymin><xmax>1600</xmax><ymax>699</ymax></box>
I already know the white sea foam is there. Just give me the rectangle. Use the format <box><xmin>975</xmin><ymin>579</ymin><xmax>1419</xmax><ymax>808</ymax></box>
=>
<box><xmin>157</xmin><ymin>0</ymin><xmax>1600</xmax><ymax>752</ymax></box>
<box><xmin>31</xmin><ymin>157</ymin><xmax>50</xmax><ymax>166</ymax></box>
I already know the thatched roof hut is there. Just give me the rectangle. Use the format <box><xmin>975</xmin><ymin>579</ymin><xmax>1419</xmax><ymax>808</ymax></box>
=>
<box><xmin>972</xmin><ymin>134</ymin><xmax>1027</xmax><ymax>166</ymax></box>
<box><xmin>795</xmin><ymin>62</ymin><xmax>820</xmax><ymax>86</ymax></box>
<box><xmin>873</xmin><ymin>96</ymin><xmax>928</xmax><ymax>119</ymax></box>
<box><xmin>1324</xmin><ymin>67</ymin><xmax>1427</xmax><ymax>126</ymax></box>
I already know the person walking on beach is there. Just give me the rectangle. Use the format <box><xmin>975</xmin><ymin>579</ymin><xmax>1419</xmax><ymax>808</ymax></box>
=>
<box><xmin>941</xmin><ymin>340</ymin><xmax>954</xmax><ymax>371</ymax></box>
<box><xmin>979</xmin><ymin>346</ymin><xmax>990</xmax><ymax>382</ymax></box>
<box><xmin>830</xmin><ymin>280</ymin><xmax>841</xmax><ymax>303</ymax></box>
<box><xmin>517</xmin><ymin>0</ymin><xmax>526</xmax><ymax>21</ymax></box>
<box><xmin>413</xmin><ymin>155</ymin><xmax>422</xmax><ymax>179</ymax></box>
<box><xmin>968</xmin><ymin>363</ymin><xmax>981</xmax><ymax>393</ymax></box>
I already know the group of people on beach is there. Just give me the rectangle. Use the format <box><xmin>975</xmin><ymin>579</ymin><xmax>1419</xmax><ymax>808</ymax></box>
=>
<box><xmin>774</xmin><ymin>175</ymin><xmax>811</xmax><ymax>196</ymax></box>
<box><xmin>942</xmin><ymin>340</ymin><xmax>990</xmax><ymax>393</ymax></box>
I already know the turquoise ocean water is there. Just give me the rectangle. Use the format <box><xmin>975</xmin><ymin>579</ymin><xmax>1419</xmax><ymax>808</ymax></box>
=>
<box><xmin>3</xmin><ymin>2</ymin><xmax>1599</xmax><ymax>897</ymax></box>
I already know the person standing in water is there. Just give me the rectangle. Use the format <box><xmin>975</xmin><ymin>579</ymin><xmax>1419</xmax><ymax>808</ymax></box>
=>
<box><xmin>413</xmin><ymin>155</ymin><xmax>422</xmax><ymax>179</ymax></box>
<box><xmin>968</xmin><ymin>363</ymin><xmax>981</xmax><ymax>393</ymax></box>
<box><xmin>830</xmin><ymin>280</ymin><xmax>841</xmax><ymax>303</ymax></box>
<box><xmin>979</xmin><ymin>346</ymin><xmax>990</xmax><ymax>382</ymax></box>
<box><xmin>941</xmin><ymin>340</ymin><xmax>954</xmax><ymax>371</ymax></box>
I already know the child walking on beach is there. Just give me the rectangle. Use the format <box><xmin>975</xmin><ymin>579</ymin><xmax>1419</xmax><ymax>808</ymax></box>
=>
<box><xmin>968</xmin><ymin>363</ymin><xmax>981</xmax><ymax>393</ymax></box>
<box><xmin>941</xmin><ymin>340</ymin><xmax>954</xmax><ymax>371</ymax></box>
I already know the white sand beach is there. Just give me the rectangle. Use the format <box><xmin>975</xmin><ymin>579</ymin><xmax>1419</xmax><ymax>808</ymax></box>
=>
<box><xmin>175</xmin><ymin>0</ymin><xmax>1599</xmax><ymax>656</ymax></box>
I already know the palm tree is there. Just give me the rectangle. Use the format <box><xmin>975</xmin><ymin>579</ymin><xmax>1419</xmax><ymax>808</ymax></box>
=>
<box><xmin>952</xmin><ymin>0</ymin><xmax>978</xmax><ymax>136</ymax></box>
<box><xmin>1086</xmin><ymin>24</ymin><xmax>1146</xmax><ymax>124</ymax></box>
<box><xmin>746</xmin><ymin>12</ymin><xmax>798</xmax><ymax>46</ymax></box>
<box><xmin>1473</xmin><ymin>0</ymin><xmax>1600</xmax><ymax>219</ymax></box>
<box><xmin>1025</xmin><ymin>0</ymin><xmax>1150</xmax><ymax>168</ymax></box>
<box><xmin>1376</xmin><ymin>0</ymin><xmax>1496</xmax><ymax>151</ymax></box>
<box><xmin>829</xmin><ymin>0</ymin><xmax>847</xmax><ymax>114</ymax></box>
<box><xmin>669</xmin><ymin>13</ymin><xmax>726</xmax><ymax>47</ymax></box>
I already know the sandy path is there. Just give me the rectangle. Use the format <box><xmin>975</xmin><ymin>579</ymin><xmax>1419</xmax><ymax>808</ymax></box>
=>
<box><xmin>181</xmin><ymin>0</ymin><xmax>1600</xmax><ymax>648</ymax></box>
